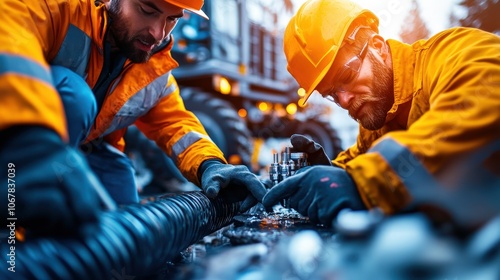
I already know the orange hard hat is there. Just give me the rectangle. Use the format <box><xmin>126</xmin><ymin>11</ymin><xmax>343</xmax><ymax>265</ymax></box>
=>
<box><xmin>284</xmin><ymin>0</ymin><xmax>378</xmax><ymax>105</ymax></box>
<box><xmin>166</xmin><ymin>0</ymin><xmax>208</xmax><ymax>19</ymax></box>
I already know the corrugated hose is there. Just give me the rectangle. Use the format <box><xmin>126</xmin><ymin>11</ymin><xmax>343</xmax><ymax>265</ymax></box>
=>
<box><xmin>1</xmin><ymin>191</ymin><xmax>239</xmax><ymax>279</ymax></box>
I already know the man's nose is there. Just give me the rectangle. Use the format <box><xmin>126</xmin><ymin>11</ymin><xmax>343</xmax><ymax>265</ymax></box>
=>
<box><xmin>337</xmin><ymin>90</ymin><xmax>355</xmax><ymax>109</ymax></box>
<box><xmin>149</xmin><ymin>21</ymin><xmax>166</xmax><ymax>42</ymax></box>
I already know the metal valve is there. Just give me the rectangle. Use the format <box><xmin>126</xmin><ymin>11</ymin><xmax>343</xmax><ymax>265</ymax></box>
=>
<box><xmin>269</xmin><ymin>147</ymin><xmax>308</xmax><ymax>208</ymax></box>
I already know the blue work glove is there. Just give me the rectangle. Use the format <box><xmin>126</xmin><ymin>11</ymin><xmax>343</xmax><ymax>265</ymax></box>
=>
<box><xmin>290</xmin><ymin>134</ymin><xmax>332</xmax><ymax>166</ymax></box>
<box><xmin>200</xmin><ymin>160</ymin><xmax>267</xmax><ymax>213</ymax></box>
<box><xmin>262</xmin><ymin>166</ymin><xmax>365</xmax><ymax>225</ymax></box>
<box><xmin>0</xmin><ymin>126</ymin><xmax>103</xmax><ymax>236</ymax></box>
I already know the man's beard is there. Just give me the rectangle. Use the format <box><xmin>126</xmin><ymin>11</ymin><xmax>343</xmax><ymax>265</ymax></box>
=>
<box><xmin>353</xmin><ymin>51</ymin><xmax>394</xmax><ymax>130</ymax></box>
<box><xmin>107</xmin><ymin>0</ymin><xmax>156</xmax><ymax>63</ymax></box>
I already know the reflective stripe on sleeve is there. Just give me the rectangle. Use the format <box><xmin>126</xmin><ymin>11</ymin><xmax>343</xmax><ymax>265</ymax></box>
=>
<box><xmin>164</xmin><ymin>75</ymin><xmax>177</xmax><ymax>95</ymax></box>
<box><xmin>103</xmin><ymin>73</ymin><xmax>173</xmax><ymax>135</ymax></box>
<box><xmin>0</xmin><ymin>53</ymin><xmax>52</xmax><ymax>84</ymax></box>
<box><xmin>51</xmin><ymin>24</ymin><xmax>91</xmax><ymax>77</ymax></box>
<box><xmin>370</xmin><ymin>138</ymin><xmax>500</xmax><ymax>227</ymax></box>
<box><xmin>172</xmin><ymin>131</ymin><xmax>213</xmax><ymax>162</ymax></box>
<box><xmin>368</xmin><ymin>137</ymin><xmax>440</xmax><ymax>189</ymax></box>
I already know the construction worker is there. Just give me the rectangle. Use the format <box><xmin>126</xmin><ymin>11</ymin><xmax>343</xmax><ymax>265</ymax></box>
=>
<box><xmin>263</xmin><ymin>0</ymin><xmax>500</xmax><ymax>226</ymax></box>
<box><xmin>0</xmin><ymin>0</ymin><xmax>266</xmax><ymax>235</ymax></box>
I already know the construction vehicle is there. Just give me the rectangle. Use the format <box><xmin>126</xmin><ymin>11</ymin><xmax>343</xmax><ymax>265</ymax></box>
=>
<box><xmin>171</xmin><ymin>0</ymin><xmax>342</xmax><ymax>170</ymax></box>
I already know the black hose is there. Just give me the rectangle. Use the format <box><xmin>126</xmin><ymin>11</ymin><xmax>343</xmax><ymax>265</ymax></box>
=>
<box><xmin>1</xmin><ymin>191</ymin><xmax>239</xmax><ymax>279</ymax></box>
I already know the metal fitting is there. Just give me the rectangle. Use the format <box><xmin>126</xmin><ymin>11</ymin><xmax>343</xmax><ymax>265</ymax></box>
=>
<box><xmin>269</xmin><ymin>147</ymin><xmax>308</xmax><ymax>208</ymax></box>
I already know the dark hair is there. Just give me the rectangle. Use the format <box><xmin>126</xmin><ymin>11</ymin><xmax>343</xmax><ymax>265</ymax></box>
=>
<box><xmin>107</xmin><ymin>0</ymin><xmax>122</xmax><ymax>15</ymax></box>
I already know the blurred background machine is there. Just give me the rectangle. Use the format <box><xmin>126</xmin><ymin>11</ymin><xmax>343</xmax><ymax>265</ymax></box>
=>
<box><xmin>170</xmin><ymin>0</ymin><xmax>343</xmax><ymax>170</ymax></box>
<box><xmin>125</xmin><ymin>0</ymin><xmax>344</xmax><ymax>194</ymax></box>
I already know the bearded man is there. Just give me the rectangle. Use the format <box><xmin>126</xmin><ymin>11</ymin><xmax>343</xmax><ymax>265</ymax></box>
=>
<box><xmin>0</xmin><ymin>0</ymin><xmax>266</xmax><ymax>235</ymax></box>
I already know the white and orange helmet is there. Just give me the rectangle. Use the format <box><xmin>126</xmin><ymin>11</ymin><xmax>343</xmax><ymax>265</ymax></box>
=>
<box><xmin>166</xmin><ymin>0</ymin><xmax>208</xmax><ymax>19</ymax></box>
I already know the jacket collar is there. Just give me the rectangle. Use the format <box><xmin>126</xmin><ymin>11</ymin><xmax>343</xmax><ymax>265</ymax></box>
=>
<box><xmin>385</xmin><ymin>39</ymin><xmax>416</xmax><ymax>121</ymax></box>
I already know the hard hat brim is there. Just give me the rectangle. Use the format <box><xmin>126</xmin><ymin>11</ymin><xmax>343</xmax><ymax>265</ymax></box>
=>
<box><xmin>298</xmin><ymin>52</ymin><xmax>338</xmax><ymax>106</ymax></box>
<box><xmin>167</xmin><ymin>0</ymin><xmax>209</xmax><ymax>20</ymax></box>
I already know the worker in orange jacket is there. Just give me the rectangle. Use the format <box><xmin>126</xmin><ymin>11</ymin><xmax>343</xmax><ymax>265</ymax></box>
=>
<box><xmin>0</xmin><ymin>0</ymin><xmax>266</xmax><ymax>235</ymax></box>
<box><xmin>263</xmin><ymin>0</ymin><xmax>500</xmax><ymax>226</ymax></box>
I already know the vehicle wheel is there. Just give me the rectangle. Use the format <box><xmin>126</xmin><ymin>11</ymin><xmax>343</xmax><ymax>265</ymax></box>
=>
<box><xmin>293</xmin><ymin>118</ymin><xmax>344</xmax><ymax>160</ymax></box>
<box><xmin>181</xmin><ymin>88</ymin><xmax>253</xmax><ymax>167</ymax></box>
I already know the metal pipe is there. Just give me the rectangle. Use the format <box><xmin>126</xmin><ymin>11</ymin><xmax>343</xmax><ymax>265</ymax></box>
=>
<box><xmin>1</xmin><ymin>191</ymin><xmax>239</xmax><ymax>279</ymax></box>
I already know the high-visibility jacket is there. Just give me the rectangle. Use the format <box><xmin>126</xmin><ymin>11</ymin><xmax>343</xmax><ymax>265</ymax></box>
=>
<box><xmin>0</xmin><ymin>0</ymin><xmax>226</xmax><ymax>185</ymax></box>
<box><xmin>333</xmin><ymin>27</ymin><xmax>500</xmax><ymax>214</ymax></box>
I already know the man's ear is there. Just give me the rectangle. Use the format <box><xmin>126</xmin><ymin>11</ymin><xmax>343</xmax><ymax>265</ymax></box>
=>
<box><xmin>370</xmin><ymin>34</ymin><xmax>389</xmax><ymax>61</ymax></box>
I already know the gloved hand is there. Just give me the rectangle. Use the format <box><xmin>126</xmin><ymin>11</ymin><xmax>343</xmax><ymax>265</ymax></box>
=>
<box><xmin>290</xmin><ymin>134</ymin><xmax>332</xmax><ymax>166</ymax></box>
<box><xmin>200</xmin><ymin>160</ymin><xmax>267</xmax><ymax>212</ymax></box>
<box><xmin>0</xmin><ymin>126</ymin><xmax>103</xmax><ymax>236</ymax></box>
<box><xmin>262</xmin><ymin>166</ymin><xmax>365</xmax><ymax>226</ymax></box>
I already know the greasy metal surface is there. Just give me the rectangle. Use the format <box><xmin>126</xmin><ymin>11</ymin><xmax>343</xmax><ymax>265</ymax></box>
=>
<box><xmin>225</xmin><ymin>207</ymin><xmax>333</xmax><ymax>245</ymax></box>
<box><xmin>157</xmin><ymin>211</ymin><xmax>500</xmax><ymax>280</ymax></box>
<box><xmin>161</xmin><ymin>205</ymin><xmax>336</xmax><ymax>279</ymax></box>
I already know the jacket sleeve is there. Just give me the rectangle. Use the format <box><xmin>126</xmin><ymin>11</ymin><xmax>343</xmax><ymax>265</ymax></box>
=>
<box><xmin>345</xmin><ymin>28</ymin><xmax>500</xmax><ymax>214</ymax></box>
<box><xmin>333</xmin><ymin>126</ymin><xmax>374</xmax><ymax>168</ymax></box>
<box><xmin>0</xmin><ymin>0</ymin><xmax>73</xmax><ymax>139</ymax></box>
<box><xmin>134</xmin><ymin>74</ymin><xmax>227</xmax><ymax>186</ymax></box>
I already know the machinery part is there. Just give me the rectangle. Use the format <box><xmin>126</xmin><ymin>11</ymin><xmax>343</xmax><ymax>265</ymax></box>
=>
<box><xmin>293</xmin><ymin>118</ymin><xmax>343</xmax><ymax>160</ymax></box>
<box><xmin>171</xmin><ymin>0</ymin><xmax>342</xmax><ymax>167</ymax></box>
<box><xmin>1</xmin><ymin>191</ymin><xmax>239</xmax><ymax>279</ymax></box>
<box><xmin>269</xmin><ymin>147</ymin><xmax>308</xmax><ymax>186</ymax></box>
<box><xmin>125</xmin><ymin>125</ymin><xmax>188</xmax><ymax>186</ymax></box>
<box><xmin>269</xmin><ymin>147</ymin><xmax>309</xmax><ymax>208</ymax></box>
<box><xmin>181</xmin><ymin>88</ymin><xmax>253</xmax><ymax>166</ymax></box>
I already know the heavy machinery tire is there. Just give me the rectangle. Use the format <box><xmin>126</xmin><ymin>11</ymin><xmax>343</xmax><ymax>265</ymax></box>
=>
<box><xmin>293</xmin><ymin>117</ymin><xmax>344</xmax><ymax>160</ymax></box>
<box><xmin>181</xmin><ymin>88</ymin><xmax>253</xmax><ymax>167</ymax></box>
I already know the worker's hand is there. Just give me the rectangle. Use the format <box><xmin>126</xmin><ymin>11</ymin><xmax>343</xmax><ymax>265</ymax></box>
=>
<box><xmin>0</xmin><ymin>126</ymin><xmax>103</xmax><ymax>236</ymax></box>
<box><xmin>262</xmin><ymin>166</ymin><xmax>365</xmax><ymax>226</ymax></box>
<box><xmin>201</xmin><ymin>161</ymin><xmax>267</xmax><ymax>212</ymax></box>
<box><xmin>290</xmin><ymin>134</ymin><xmax>332</xmax><ymax>166</ymax></box>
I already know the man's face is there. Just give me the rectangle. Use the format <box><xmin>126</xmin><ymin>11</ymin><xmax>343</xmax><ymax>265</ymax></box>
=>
<box><xmin>107</xmin><ymin>0</ymin><xmax>184</xmax><ymax>63</ymax></box>
<box><xmin>316</xmin><ymin>45</ymin><xmax>394</xmax><ymax>131</ymax></box>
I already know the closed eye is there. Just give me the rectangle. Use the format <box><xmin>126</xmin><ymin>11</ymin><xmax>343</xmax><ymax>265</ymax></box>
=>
<box><xmin>167</xmin><ymin>16</ymin><xmax>181</xmax><ymax>23</ymax></box>
<box><xmin>140</xmin><ymin>6</ymin><xmax>156</xmax><ymax>16</ymax></box>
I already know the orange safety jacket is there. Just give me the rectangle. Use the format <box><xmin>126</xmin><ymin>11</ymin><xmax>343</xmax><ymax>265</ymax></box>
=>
<box><xmin>333</xmin><ymin>27</ymin><xmax>500</xmax><ymax>214</ymax></box>
<box><xmin>0</xmin><ymin>0</ymin><xmax>226</xmax><ymax>185</ymax></box>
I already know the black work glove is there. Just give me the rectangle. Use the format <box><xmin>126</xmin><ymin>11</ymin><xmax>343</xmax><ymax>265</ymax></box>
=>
<box><xmin>262</xmin><ymin>166</ymin><xmax>365</xmax><ymax>226</ymax></box>
<box><xmin>0</xmin><ymin>126</ymin><xmax>103</xmax><ymax>236</ymax></box>
<box><xmin>200</xmin><ymin>160</ymin><xmax>267</xmax><ymax>212</ymax></box>
<box><xmin>290</xmin><ymin>134</ymin><xmax>332</xmax><ymax>166</ymax></box>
